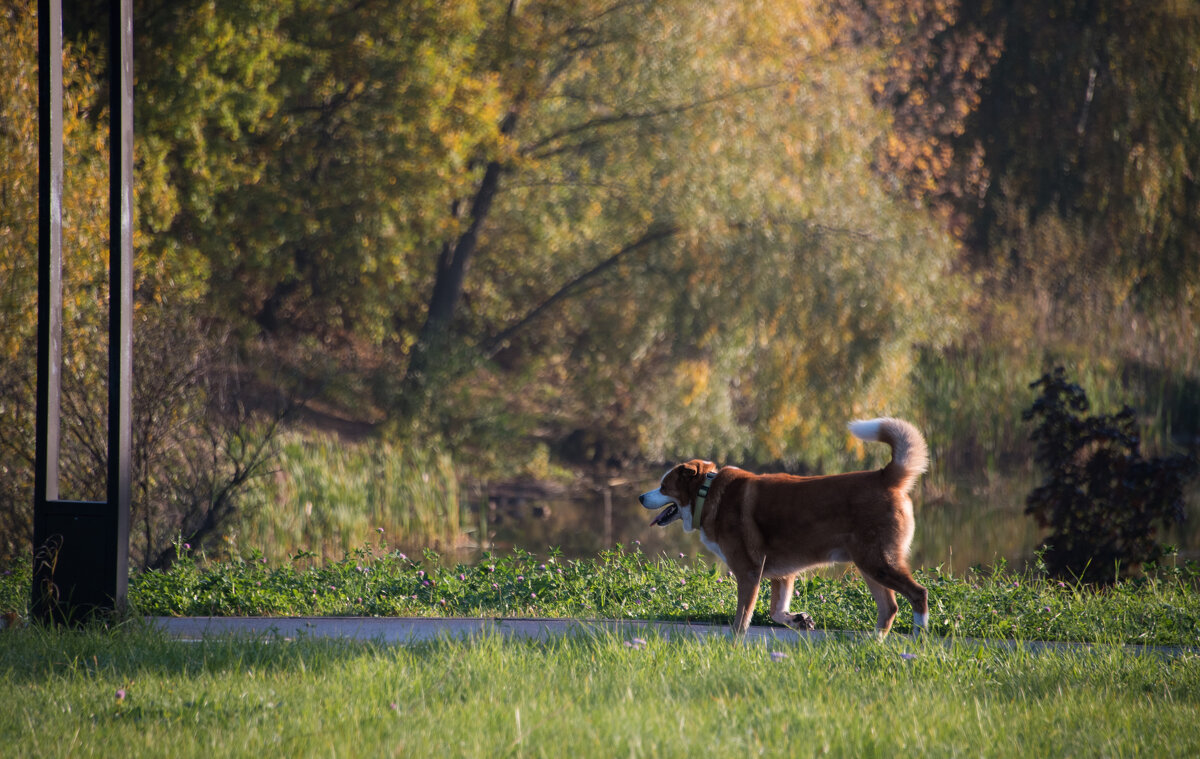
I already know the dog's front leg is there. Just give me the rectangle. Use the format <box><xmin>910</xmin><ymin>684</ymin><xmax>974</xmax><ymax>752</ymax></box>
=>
<box><xmin>732</xmin><ymin>575</ymin><xmax>761</xmax><ymax>636</ymax></box>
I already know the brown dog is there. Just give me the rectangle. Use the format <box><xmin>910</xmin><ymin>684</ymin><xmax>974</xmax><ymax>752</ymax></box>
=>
<box><xmin>639</xmin><ymin>418</ymin><xmax>929</xmax><ymax>636</ymax></box>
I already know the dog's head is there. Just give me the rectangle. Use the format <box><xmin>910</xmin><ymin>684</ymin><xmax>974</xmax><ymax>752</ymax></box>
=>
<box><xmin>638</xmin><ymin>459</ymin><xmax>717</xmax><ymax>532</ymax></box>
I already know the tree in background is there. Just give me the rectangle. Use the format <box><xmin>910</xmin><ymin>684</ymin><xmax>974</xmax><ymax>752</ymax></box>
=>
<box><xmin>0</xmin><ymin>4</ymin><xmax>114</xmax><ymax>559</ymax></box>
<box><xmin>0</xmin><ymin>4</ymin><xmax>46</xmax><ymax>560</ymax></box>
<box><xmin>857</xmin><ymin>0</ymin><xmax>1200</xmax><ymax>472</ymax></box>
<box><xmin>122</xmin><ymin>0</ymin><xmax>964</xmax><ymax>466</ymax></box>
<box><xmin>862</xmin><ymin>0</ymin><xmax>1200</xmax><ymax>297</ymax></box>
<box><xmin>382</xmin><ymin>0</ymin><xmax>965</xmax><ymax>465</ymax></box>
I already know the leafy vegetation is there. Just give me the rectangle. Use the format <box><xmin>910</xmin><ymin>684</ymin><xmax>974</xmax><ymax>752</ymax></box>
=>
<box><xmin>0</xmin><ymin>3</ymin><xmax>290</xmax><ymax>569</ymax></box>
<box><xmin>865</xmin><ymin>0</ymin><xmax>1200</xmax><ymax>292</ymax></box>
<box><xmin>1024</xmin><ymin>368</ymin><xmax>1198</xmax><ymax>583</ymax></box>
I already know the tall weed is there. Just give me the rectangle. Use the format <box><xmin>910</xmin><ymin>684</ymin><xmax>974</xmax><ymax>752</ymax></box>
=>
<box><xmin>227</xmin><ymin>433</ymin><xmax>462</xmax><ymax>562</ymax></box>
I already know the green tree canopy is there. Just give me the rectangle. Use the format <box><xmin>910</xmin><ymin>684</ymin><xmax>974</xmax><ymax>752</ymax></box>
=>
<box><xmin>104</xmin><ymin>0</ymin><xmax>964</xmax><ymax>465</ymax></box>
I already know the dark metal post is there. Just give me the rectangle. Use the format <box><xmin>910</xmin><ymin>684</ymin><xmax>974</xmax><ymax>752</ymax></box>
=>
<box><xmin>34</xmin><ymin>0</ymin><xmax>63</xmax><ymax>508</ymax></box>
<box><xmin>32</xmin><ymin>0</ymin><xmax>133</xmax><ymax>624</ymax></box>
<box><xmin>108</xmin><ymin>0</ymin><xmax>135</xmax><ymax>608</ymax></box>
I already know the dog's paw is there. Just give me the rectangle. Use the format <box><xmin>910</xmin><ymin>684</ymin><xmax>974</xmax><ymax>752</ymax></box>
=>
<box><xmin>789</xmin><ymin>612</ymin><xmax>816</xmax><ymax>631</ymax></box>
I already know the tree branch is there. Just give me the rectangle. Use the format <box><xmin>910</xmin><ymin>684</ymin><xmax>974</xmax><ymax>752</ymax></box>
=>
<box><xmin>521</xmin><ymin>77</ymin><xmax>797</xmax><ymax>158</ymax></box>
<box><xmin>482</xmin><ymin>223</ymin><xmax>678</xmax><ymax>357</ymax></box>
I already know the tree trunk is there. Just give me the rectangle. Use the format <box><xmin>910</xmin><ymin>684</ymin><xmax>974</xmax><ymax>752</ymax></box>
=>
<box><xmin>395</xmin><ymin>158</ymin><xmax>505</xmax><ymax>423</ymax></box>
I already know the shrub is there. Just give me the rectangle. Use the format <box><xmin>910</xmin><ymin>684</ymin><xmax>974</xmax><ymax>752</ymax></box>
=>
<box><xmin>1023</xmin><ymin>368</ymin><xmax>1197</xmax><ymax>583</ymax></box>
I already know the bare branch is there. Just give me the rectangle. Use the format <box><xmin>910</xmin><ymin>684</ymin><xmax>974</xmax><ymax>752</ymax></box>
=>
<box><xmin>482</xmin><ymin>224</ymin><xmax>678</xmax><ymax>357</ymax></box>
<box><xmin>521</xmin><ymin>76</ymin><xmax>797</xmax><ymax>158</ymax></box>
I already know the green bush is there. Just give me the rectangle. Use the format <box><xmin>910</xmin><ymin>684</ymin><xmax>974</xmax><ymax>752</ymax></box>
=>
<box><xmin>1024</xmin><ymin>368</ymin><xmax>1198</xmax><ymax>583</ymax></box>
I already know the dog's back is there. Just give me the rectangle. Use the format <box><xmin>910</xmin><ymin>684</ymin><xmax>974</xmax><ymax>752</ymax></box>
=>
<box><xmin>726</xmin><ymin>417</ymin><xmax>928</xmax><ymax>531</ymax></box>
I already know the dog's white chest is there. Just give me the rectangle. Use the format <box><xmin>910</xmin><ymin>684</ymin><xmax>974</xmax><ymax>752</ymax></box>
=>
<box><xmin>699</xmin><ymin>528</ymin><xmax>728</xmax><ymax>566</ymax></box>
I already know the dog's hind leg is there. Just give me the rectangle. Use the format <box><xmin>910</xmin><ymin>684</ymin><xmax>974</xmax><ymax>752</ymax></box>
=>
<box><xmin>861</xmin><ymin>562</ymin><xmax>929</xmax><ymax>636</ymax></box>
<box><xmin>862</xmin><ymin>575</ymin><xmax>900</xmax><ymax>636</ymax></box>
<box><xmin>769</xmin><ymin>576</ymin><xmax>815</xmax><ymax>630</ymax></box>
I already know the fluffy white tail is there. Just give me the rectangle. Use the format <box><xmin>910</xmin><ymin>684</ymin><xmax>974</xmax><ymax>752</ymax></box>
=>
<box><xmin>848</xmin><ymin>417</ymin><xmax>929</xmax><ymax>493</ymax></box>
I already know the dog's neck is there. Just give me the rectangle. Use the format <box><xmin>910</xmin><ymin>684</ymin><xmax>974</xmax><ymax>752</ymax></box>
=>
<box><xmin>693</xmin><ymin>470</ymin><xmax>718</xmax><ymax>525</ymax></box>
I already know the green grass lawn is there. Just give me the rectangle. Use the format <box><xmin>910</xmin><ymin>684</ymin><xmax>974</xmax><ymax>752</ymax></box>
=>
<box><xmin>2</xmin><ymin>623</ymin><xmax>1198</xmax><ymax>758</ymax></box>
<box><xmin>3</xmin><ymin>546</ymin><xmax>1199</xmax><ymax>757</ymax></box>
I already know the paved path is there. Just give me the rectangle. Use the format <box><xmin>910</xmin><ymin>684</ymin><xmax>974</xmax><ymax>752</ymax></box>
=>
<box><xmin>151</xmin><ymin>616</ymin><xmax>823</xmax><ymax>645</ymax></box>
<box><xmin>150</xmin><ymin>616</ymin><xmax>1197</xmax><ymax>657</ymax></box>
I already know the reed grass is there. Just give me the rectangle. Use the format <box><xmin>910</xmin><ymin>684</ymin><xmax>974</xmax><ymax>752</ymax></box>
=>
<box><xmin>226</xmin><ymin>433</ymin><xmax>462</xmax><ymax>562</ymax></box>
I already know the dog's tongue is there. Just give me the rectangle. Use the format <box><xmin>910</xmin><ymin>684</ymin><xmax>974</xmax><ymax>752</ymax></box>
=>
<box><xmin>650</xmin><ymin>503</ymin><xmax>678</xmax><ymax>526</ymax></box>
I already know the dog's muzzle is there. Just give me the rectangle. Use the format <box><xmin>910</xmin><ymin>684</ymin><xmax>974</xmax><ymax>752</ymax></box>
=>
<box><xmin>639</xmin><ymin>489</ymin><xmax>681</xmax><ymax>526</ymax></box>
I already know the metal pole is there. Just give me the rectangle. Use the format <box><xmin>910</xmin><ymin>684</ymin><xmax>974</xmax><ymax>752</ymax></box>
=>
<box><xmin>32</xmin><ymin>0</ymin><xmax>66</xmax><ymax>623</ymax></box>
<box><xmin>108</xmin><ymin>0</ymin><xmax>134</xmax><ymax>610</ymax></box>
<box><xmin>34</xmin><ymin>0</ymin><xmax>63</xmax><ymax>507</ymax></box>
<box><xmin>32</xmin><ymin>0</ymin><xmax>133</xmax><ymax>624</ymax></box>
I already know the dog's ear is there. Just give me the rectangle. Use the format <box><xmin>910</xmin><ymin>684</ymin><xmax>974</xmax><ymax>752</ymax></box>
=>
<box><xmin>680</xmin><ymin>459</ymin><xmax>716</xmax><ymax>481</ymax></box>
